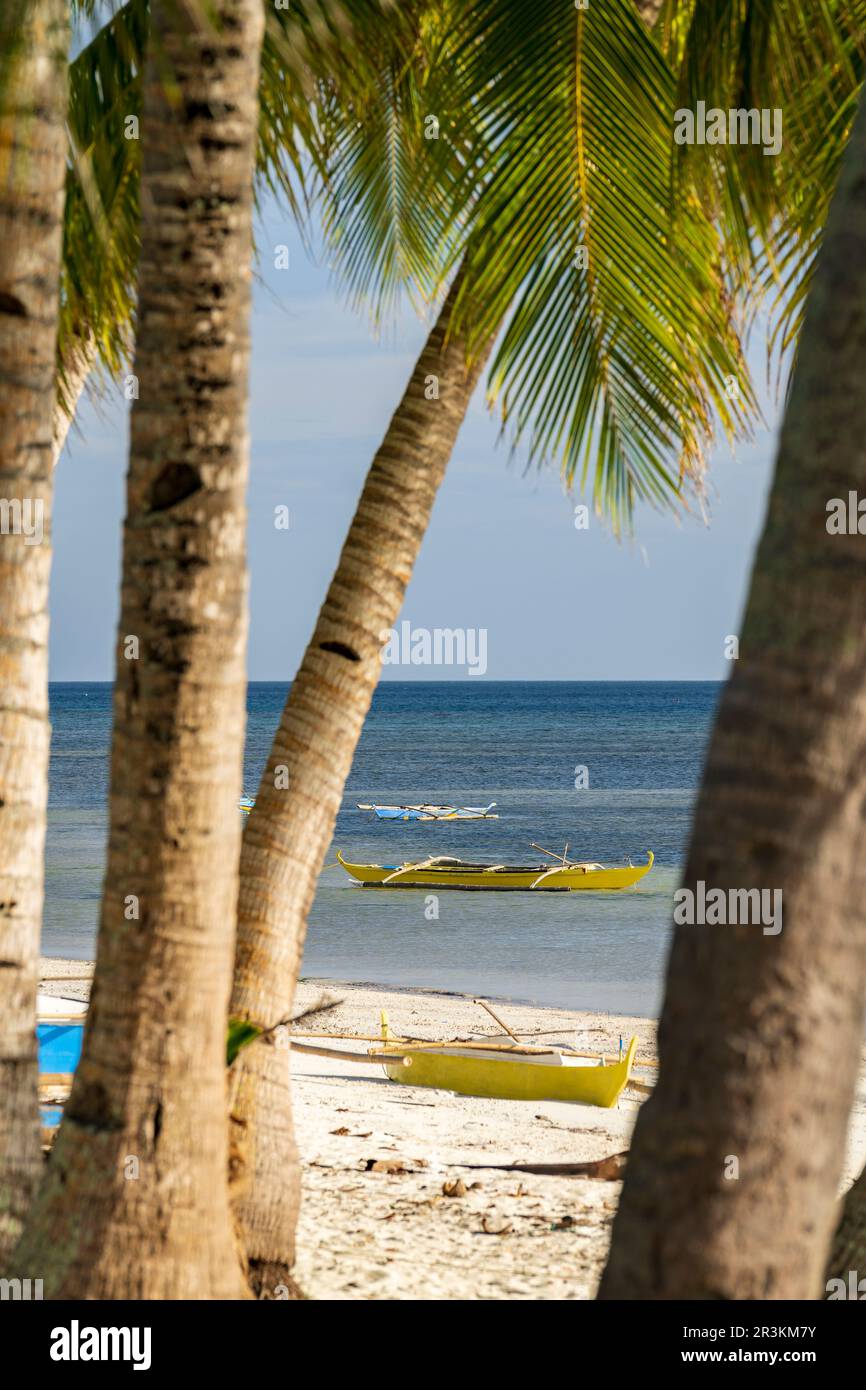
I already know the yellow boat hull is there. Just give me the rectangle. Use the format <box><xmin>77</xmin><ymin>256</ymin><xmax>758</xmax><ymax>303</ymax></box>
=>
<box><xmin>337</xmin><ymin>850</ymin><xmax>653</xmax><ymax>891</ymax></box>
<box><xmin>374</xmin><ymin>1037</ymin><xmax>638</xmax><ymax>1107</ymax></box>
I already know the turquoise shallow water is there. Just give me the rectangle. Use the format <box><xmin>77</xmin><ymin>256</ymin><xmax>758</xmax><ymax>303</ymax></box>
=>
<box><xmin>44</xmin><ymin>680</ymin><xmax>720</xmax><ymax>1016</ymax></box>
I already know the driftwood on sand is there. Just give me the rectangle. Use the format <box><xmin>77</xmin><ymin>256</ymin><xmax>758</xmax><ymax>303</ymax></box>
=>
<box><xmin>454</xmin><ymin>1151</ymin><xmax>629</xmax><ymax>1180</ymax></box>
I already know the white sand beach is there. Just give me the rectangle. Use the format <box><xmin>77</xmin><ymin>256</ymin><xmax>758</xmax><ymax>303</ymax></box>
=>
<box><xmin>39</xmin><ymin>960</ymin><xmax>866</xmax><ymax>1301</ymax></box>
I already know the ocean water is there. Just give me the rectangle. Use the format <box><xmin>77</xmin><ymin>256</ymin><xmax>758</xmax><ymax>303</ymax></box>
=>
<box><xmin>44</xmin><ymin>681</ymin><xmax>721</xmax><ymax>1016</ymax></box>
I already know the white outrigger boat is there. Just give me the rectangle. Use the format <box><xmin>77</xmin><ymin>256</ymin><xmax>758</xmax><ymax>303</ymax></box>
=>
<box><xmin>358</xmin><ymin>801</ymin><xmax>498</xmax><ymax>821</ymax></box>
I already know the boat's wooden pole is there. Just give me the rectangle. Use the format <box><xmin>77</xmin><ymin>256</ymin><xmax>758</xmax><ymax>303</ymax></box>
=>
<box><xmin>473</xmin><ymin>997</ymin><xmax>520</xmax><ymax>1042</ymax></box>
<box><xmin>371</xmin><ymin>1040</ymin><xmax>561</xmax><ymax>1057</ymax></box>
<box><xmin>288</xmin><ymin>1040</ymin><xmax>409</xmax><ymax>1065</ymax></box>
<box><xmin>285</xmin><ymin>1030</ymin><xmax>658</xmax><ymax>1065</ymax></box>
<box><xmin>531</xmin><ymin>841</ymin><xmax>573</xmax><ymax>865</ymax></box>
<box><xmin>626</xmin><ymin>1077</ymin><xmax>654</xmax><ymax>1094</ymax></box>
<box><xmin>289</xmin><ymin>1031</ymin><xmax>559</xmax><ymax>1056</ymax></box>
<box><xmin>289</xmin><ymin>1030</ymin><xmax>405</xmax><ymax>1042</ymax></box>
<box><xmin>289</xmin><ymin>1029</ymin><xmax>496</xmax><ymax>1046</ymax></box>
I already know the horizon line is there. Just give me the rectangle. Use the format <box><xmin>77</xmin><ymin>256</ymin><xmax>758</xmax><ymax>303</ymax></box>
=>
<box><xmin>48</xmin><ymin>676</ymin><xmax>726</xmax><ymax>685</ymax></box>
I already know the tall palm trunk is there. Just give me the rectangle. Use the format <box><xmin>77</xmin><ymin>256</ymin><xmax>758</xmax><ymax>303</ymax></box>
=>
<box><xmin>12</xmin><ymin>0</ymin><xmax>263</xmax><ymax>1298</ymax></box>
<box><xmin>230</xmin><ymin>269</ymin><xmax>493</xmax><ymax>1295</ymax></box>
<box><xmin>0</xmin><ymin>0</ymin><xmax>69</xmax><ymax>1264</ymax></box>
<box><xmin>826</xmin><ymin>1168</ymin><xmax>866</xmax><ymax>1292</ymax></box>
<box><xmin>599</xmin><ymin>94</ymin><xmax>866</xmax><ymax>1300</ymax></box>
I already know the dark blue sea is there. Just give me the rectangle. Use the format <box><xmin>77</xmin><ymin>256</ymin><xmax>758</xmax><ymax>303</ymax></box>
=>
<box><xmin>44</xmin><ymin>681</ymin><xmax>721</xmax><ymax>1016</ymax></box>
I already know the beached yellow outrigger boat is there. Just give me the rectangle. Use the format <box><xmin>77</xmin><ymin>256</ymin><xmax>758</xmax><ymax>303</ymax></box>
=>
<box><xmin>370</xmin><ymin>1015</ymin><xmax>639</xmax><ymax>1106</ymax></box>
<box><xmin>337</xmin><ymin>845</ymin><xmax>654</xmax><ymax>891</ymax></box>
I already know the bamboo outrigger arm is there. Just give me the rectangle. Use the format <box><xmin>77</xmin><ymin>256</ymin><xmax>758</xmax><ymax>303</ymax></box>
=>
<box><xmin>529</xmin><ymin>864</ymin><xmax>582</xmax><ymax>888</ymax></box>
<box><xmin>381</xmin><ymin>855</ymin><xmax>492</xmax><ymax>883</ymax></box>
<box><xmin>381</xmin><ymin>856</ymin><xmax>442</xmax><ymax>884</ymax></box>
<box><xmin>288</xmin><ymin>1039</ymin><xmax>411</xmax><ymax>1065</ymax></box>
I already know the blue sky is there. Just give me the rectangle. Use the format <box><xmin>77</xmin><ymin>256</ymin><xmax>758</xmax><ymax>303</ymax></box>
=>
<box><xmin>50</xmin><ymin>193</ymin><xmax>780</xmax><ymax>682</ymax></box>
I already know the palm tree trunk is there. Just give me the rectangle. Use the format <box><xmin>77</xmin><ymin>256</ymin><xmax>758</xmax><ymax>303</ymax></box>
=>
<box><xmin>826</xmin><ymin>1168</ymin><xmax>866</xmax><ymax>1293</ymax></box>
<box><xmin>0</xmin><ymin>0</ymin><xmax>69</xmax><ymax>1264</ymax></box>
<box><xmin>11</xmin><ymin>0</ymin><xmax>263</xmax><ymax>1298</ymax></box>
<box><xmin>599</xmin><ymin>93</ymin><xmax>866</xmax><ymax>1300</ymax></box>
<box><xmin>230</xmin><ymin>267</ymin><xmax>493</xmax><ymax>1296</ymax></box>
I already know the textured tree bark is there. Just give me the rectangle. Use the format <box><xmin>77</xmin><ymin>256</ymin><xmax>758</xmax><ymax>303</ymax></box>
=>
<box><xmin>229</xmin><ymin>269</ymin><xmax>493</xmax><ymax>1296</ymax></box>
<box><xmin>0</xmin><ymin>0</ymin><xmax>69</xmax><ymax>1265</ymax></box>
<box><xmin>599</xmin><ymin>94</ymin><xmax>866</xmax><ymax>1300</ymax></box>
<box><xmin>826</xmin><ymin>1168</ymin><xmax>866</xmax><ymax>1292</ymax></box>
<box><xmin>12</xmin><ymin>0</ymin><xmax>262</xmax><ymax>1298</ymax></box>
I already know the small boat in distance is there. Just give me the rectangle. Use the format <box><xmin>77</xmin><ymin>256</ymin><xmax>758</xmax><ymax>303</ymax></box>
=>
<box><xmin>239</xmin><ymin>795</ymin><xmax>255</xmax><ymax>815</ymax></box>
<box><xmin>337</xmin><ymin>845</ymin><xmax>654</xmax><ymax>891</ymax></box>
<box><xmin>358</xmin><ymin>802</ymin><xmax>498</xmax><ymax>821</ymax></box>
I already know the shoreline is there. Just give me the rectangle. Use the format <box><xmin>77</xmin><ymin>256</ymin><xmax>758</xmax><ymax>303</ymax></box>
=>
<box><xmin>38</xmin><ymin>959</ymin><xmax>866</xmax><ymax>1299</ymax></box>
<box><xmin>38</xmin><ymin>957</ymin><xmax>660</xmax><ymax>1052</ymax></box>
<box><xmin>38</xmin><ymin>956</ymin><xmax>661</xmax><ymax>1022</ymax></box>
<box><xmin>39</xmin><ymin>956</ymin><xmax>660</xmax><ymax>1066</ymax></box>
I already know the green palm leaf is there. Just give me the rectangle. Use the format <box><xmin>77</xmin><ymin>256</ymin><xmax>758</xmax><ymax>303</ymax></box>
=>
<box><xmin>312</xmin><ymin>1</ymin><xmax>481</xmax><ymax>319</ymax></box>
<box><xmin>665</xmin><ymin>1</ymin><xmax>866</xmax><ymax>373</ymax></box>
<box><xmin>60</xmin><ymin>0</ymin><xmax>148</xmax><ymax>412</ymax></box>
<box><xmin>444</xmin><ymin>0</ymin><xmax>754</xmax><ymax>529</ymax></box>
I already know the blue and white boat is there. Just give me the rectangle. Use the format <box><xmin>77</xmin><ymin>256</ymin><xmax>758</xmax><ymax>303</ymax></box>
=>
<box><xmin>37</xmin><ymin>993</ymin><xmax>86</xmax><ymax>1132</ymax></box>
<box><xmin>357</xmin><ymin>802</ymin><xmax>498</xmax><ymax>822</ymax></box>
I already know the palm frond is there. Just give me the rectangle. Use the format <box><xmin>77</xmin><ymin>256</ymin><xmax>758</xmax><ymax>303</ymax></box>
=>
<box><xmin>665</xmin><ymin>1</ymin><xmax>866</xmax><ymax>374</ymax></box>
<box><xmin>445</xmin><ymin>0</ymin><xmax>755</xmax><ymax>530</ymax></box>
<box><xmin>60</xmin><ymin>0</ymin><xmax>147</xmax><ymax>415</ymax></box>
<box><xmin>257</xmin><ymin>1</ymin><xmax>411</xmax><ymax>225</ymax></box>
<box><xmin>311</xmin><ymin>1</ymin><xmax>482</xmax><ymax>319</ymax></box>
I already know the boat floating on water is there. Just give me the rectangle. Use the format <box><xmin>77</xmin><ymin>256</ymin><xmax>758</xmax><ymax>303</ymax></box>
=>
<box><xmin>358</xmin><ymin>802</ymin><xmax>498</xmax><ymax>821</ymax></box>
<box><xmin>239</xmin><ymin>795</ymin><xmax>255</xmax><ymax>815</ymax></box>
<box><xmin>337</xmin><ymin>845</ymin><xmax>654</xmax><ymax>891</ymax></box>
